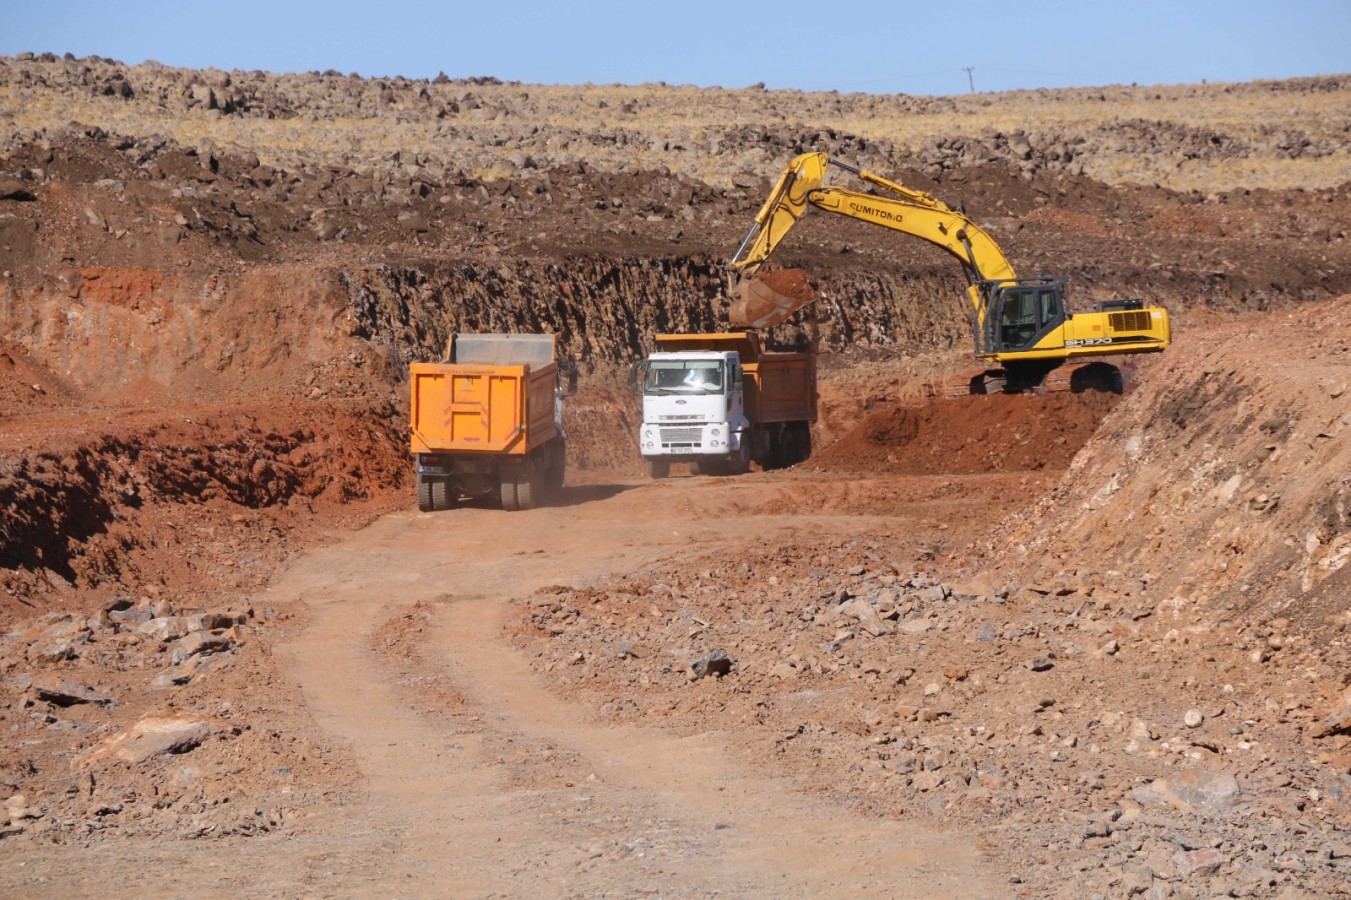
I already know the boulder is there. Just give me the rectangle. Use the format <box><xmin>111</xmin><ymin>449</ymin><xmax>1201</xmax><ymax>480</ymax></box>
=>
<box><xmin>82</xmin><ymin>714</ymin><xmax>225</xmax><ymax>766</ymax></box>
<box><xmin>837</xmin><ymin>597</ymin><xmax>890</xmax><ymax>637</ymax></box>
<box><xmin>1131</xmin><ymin>768</ymin><xmax>1241</xmax><ymax>813</ymax></box>
<box><xmin>690</xmin><ymin>650</ymin><xmax>732</xmax><ymax>680</ymax></box>
<box><xmin>33</xmin><ymin>678</ymin><xmax>114</xmax><ymax>707</ymax></box>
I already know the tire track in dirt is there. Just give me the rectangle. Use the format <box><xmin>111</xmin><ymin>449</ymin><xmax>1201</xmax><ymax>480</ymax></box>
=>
<box><xmin>281</xmin><ymin>480</ymin><xmax>998</xmax><ymax>897</ymax></box>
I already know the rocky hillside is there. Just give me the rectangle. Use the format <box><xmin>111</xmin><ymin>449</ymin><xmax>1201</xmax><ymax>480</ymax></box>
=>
<box><xmin>3</xmin><ymin>53</ymin><xmax>1348</xmax><ymax>192</ymax></box>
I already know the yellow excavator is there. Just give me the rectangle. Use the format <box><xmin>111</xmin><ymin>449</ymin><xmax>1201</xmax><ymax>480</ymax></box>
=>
<box><xmin>728</xmin><ymin>151</ymin><xmax>1171</xmax><ymax>393</ymax></box>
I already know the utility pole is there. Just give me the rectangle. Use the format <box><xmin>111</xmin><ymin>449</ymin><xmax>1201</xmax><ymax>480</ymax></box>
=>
<box><xmin>963</xmin><ymin>66</ymin><xmax>975</xmax><ymax>93</ymax></box>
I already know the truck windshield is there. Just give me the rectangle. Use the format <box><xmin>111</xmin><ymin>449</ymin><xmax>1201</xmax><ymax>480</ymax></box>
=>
<box><xmin>644</xmin><ymin>360</ymin><xmax>724</xmax><ymax>394</ymax></box>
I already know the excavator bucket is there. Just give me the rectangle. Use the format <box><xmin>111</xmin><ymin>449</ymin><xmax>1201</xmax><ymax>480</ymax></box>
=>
<box><xmin>727</xmin><ymin>269</ymin><xmax>818</xmax><ymax>329</ymax></box>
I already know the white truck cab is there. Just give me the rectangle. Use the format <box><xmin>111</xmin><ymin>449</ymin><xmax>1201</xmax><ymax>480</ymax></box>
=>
<box><xmin>639</xmin><ymin>350</ymin><xmax>752</xmax><ymax>478</ymax></box>
<box><xmin>636</xmin><ymin>332</ymin><xmax>817</xmax><ymax>479</ymax></box>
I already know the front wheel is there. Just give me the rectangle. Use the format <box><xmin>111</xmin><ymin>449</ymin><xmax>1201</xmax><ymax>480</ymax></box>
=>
<box><xmin>647</xmin><ymin>459</ymin><xmax>671</xmax><ymax>479</ymax></box>
<box><xmin>727</xmin><ymin>441</ymin><xmax>751</xmax><ymax>475</ymax></box>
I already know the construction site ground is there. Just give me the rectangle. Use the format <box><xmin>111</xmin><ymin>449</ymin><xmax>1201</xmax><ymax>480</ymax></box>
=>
<box><xmin>2</xmin><ymin>60</ymin><xmax>1351</xmax><ymax>899</ymax></box>
<box><xmin>4</xmin><ymin>310</ymin><xmax>1349</xmax><ymax>898</ymax></box>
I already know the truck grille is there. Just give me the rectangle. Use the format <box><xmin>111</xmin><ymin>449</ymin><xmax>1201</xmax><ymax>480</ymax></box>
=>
<box><xmin>1109</xmin><ymin>310</ymin><xmax>1152</xmax><ymax>332</ymax></box>
<box><xmin>660</xmin><ymin>427</ymin><xmax>703</xmax><ymax>444</ymax></box>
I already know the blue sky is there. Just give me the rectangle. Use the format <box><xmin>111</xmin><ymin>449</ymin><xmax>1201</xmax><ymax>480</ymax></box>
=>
<box><xmin>5</xmin><ymin>0</ymin><xmax>1348</xmax><ymax>95</ymax></box>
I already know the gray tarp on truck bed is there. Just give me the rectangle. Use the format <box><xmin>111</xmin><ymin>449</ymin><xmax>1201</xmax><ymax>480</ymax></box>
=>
<box><xmin>447</xmin><ymin>333</ymin><xmax>557</xmax><ymax>366</ymax></box>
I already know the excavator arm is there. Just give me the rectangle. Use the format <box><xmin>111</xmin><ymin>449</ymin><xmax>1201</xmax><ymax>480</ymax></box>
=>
<box><xmin>729</xmin><ymin>152</ymin><xmax>1016</xmax><ymax>328</ymax></box>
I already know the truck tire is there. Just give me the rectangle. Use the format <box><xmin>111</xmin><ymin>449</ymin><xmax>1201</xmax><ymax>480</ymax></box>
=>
<box><xmin>763</xmin><ymin>427</ymin><xmax>784</xmax><ymax>470</ymax></box>
<box><xmin>499</xmin><ymin>477</ymin><xmax>519</xmax><ymax>511</ymax></box>
<box><xmin>547</xmin><ymin>441</ymin><xmax>566</xmax><ymax>493</ymax></box>
<box><xmin>647</xmin><ymin>459</ymin><xmax>670</xmax><ymax>479</ymax></box>
<box><xmin>416</xmin><ymin>475</ymin><xmax>435</xmax><ymax>512</ymax></box>
<box><xmin>793</xmin><ymin>423</ymin><xmax>813</xmax><ymax>464</ymax></box>
<box><xmin>508</xmin><ymin>455</ymin><xmax>544</xmax><ymax>510</ymax></box>
<box><xmin>515</xmin><ymin>468</ymin><xmax>538</xmax><ymax>510</ymax></box>
<box><xmin>727</xmin><ymin>442</ymin><xmax>751</xmax><ymax>475</ymax></box>
<box><xmin>431</xmin><ymin>479</ymin><xmax>453</xmax><ymax>511</ymax></box>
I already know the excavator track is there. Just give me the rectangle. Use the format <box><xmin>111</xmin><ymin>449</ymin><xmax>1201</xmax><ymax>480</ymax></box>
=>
<box><xmin>933</xmin><ymin>360</ymin><xmax>1131</xmax><ymax>398</ymax></box>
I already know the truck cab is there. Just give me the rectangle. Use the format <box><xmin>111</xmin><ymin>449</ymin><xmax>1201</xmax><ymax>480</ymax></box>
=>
<box><xmin>639</xmin><ymin>350</ymin><xmax>751</xmax><ymax>477</ymax></box>
<box><xmin>636</xmin><ymin>332</ymin><xmax>816</xmax><ymax>478</ymax></box>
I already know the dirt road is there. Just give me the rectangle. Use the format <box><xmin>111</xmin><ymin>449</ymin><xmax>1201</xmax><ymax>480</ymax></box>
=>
<box><xmin>2</xmin><ymin>476</ymin><xmax>997</xmax><ymax>898</ymax></box>
<box><xmin>280</xmin><ymin>478</ymin><xmax>996</xmax><ymax>897</ymax></box>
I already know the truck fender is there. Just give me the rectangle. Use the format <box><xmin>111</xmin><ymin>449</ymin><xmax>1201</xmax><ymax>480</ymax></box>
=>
<box><xmin>730</xmin><ymin>414</ymin><xmax>753</xmax><ymax>452</ymax></box>
<box><xmin>729</xmin><ymin>414</ymin><xmax>752</xmax><ymax>449</ymax></box>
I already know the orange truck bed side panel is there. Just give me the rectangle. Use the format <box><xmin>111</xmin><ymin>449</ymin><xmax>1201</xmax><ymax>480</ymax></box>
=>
<box><xmin>410</xmin><ymin>362</ymin><xmax>558</xmax><ymax>456</ymax></box>
<box><xmin>746</xmin><ymin>356</ymin><xmax>817</xmax><ymax>424</ymax></box>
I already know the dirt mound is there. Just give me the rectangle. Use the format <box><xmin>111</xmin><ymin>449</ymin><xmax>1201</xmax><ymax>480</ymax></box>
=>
<box><xmin>811</xmin><ymin>392</ymin><xmax>1117</xmax><ymax>475</ymax></box>
<box><xmin>992</xmin><ymin>297</ymin><xmax>1351</xmax><ymax>622</ymax></box>
<box><xmin>0</xmin><ymin>401</ymin><xmax>407</xmax><ymax>616</ymax></box>
<box><xmin>0</xmin><ymin>340</ymin><xmax>76</xmax><ymax>415</ymax></box>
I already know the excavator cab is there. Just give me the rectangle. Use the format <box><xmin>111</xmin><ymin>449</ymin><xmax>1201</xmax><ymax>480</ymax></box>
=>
<box><xmin>982</xmin><ymin>277</ymin><xmax>1069</xmax><ymax>353</ymax></box>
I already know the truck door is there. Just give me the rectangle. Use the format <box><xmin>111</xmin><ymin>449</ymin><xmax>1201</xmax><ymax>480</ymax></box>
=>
<box><xmin>727</xmin><ymin>357</ymin><xmax>744</xmax><ymax>419</ymax></box>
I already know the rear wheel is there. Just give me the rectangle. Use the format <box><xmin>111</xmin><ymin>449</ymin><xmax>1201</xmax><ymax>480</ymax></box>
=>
<box><xmin>764</xmin><ymin>427</ymin><xmax>785</xmax><ymax>470</ymax></box>
<box><xmin>547</xmin><ymin>442</ymin><xmax>566</xmax><ymax>494</ymax></box>
<box><xmin>780</xmin><ymin>426</ymin><xmax>810</xmax><ymax>467</ymax></box>
<box><xmin>647</xmin><ymin>459</ymin><xmax>670</xmax><ymax>479</ymax></box>
<box><xmin>430</xmin><ymin>479</ymin><xmax>453</xmax><ymax>511</ymax></box>
<box><xmin>792</xmin><ymin>423</ymin><xmax>813</xmax><ymax>464</ymax></box>
<box><xmin>499</xmin><ymin>476</ymin><xmax>518</xmax><ymax>511</ymax></box>
<box><xmin>515</xmin><ymin>464</ymin><xmax>540</xmax><ymax>510</ymax></box>
<box><xmin>416</xmin><ymin>475</ymin><xmax>435</xmax><ymax>512</ymax></box>
<box><xmin>513</xmin><ymin>464</ymin><xmax>534</xmax><ymax>508</ymax></box>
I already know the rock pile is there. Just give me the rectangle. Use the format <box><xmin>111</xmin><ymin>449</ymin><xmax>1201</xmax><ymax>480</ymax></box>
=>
<box><xmin>0</xmin><ymin>596</ymin><xmax>332</xmax><ymax>842</ymax></box>
<box><xmin>519</xmin><ymin>534</ymin><xmax>1351</xmax><ymax>898</ymax></box>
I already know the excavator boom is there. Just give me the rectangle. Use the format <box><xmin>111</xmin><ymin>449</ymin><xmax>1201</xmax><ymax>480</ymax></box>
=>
<box><xmin>730</xmin><ymin>152</ymin><xmax>1014</xmax><ymax>329</ymax></box>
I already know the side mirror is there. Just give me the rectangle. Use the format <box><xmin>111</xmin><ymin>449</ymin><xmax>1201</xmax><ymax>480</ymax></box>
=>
<box><xmin>557</xmin><ymin>360</ymin><xmax>579</xmax><ymax>397</ymax></box>
<box><xmin>627</xmin><ymin>359</ymin><xmax>646</xmax><ymax>397</ymax></box>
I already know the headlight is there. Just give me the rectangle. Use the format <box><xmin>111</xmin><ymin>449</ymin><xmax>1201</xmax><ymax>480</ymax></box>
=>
<box><xmin>711</xmin><ymin>427</ymin><xmax>720</xmax><ymax>436</ymax></box>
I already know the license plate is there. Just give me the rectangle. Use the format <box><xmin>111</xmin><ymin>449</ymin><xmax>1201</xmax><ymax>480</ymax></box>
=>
<box><xmin>417</xmin><ymin>465</ymin><xmax>445</xmax><ymax>474</ymax></box>
<box><xmin>667</xmin><ymin>447</ymin><xmax>695</xmax><ymax>454</ymax></box>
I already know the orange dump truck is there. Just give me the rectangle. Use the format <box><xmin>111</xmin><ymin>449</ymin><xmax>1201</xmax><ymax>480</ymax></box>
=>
<box><xmin>637</xmin><ymin>332</ymin><xmax>817</xmax><ymax>477</ymax></box>
<box><xmin>410</xmin><ymin>333</ymin><xmax>566</xmax><ymax>511</ymax></box>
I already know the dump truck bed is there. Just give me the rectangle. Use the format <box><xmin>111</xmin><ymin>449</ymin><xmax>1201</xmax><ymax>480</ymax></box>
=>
<box><xmin>410</xmin><ymin>334</ymin><xmax>560</xmax><ymax>456</ymax></box>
